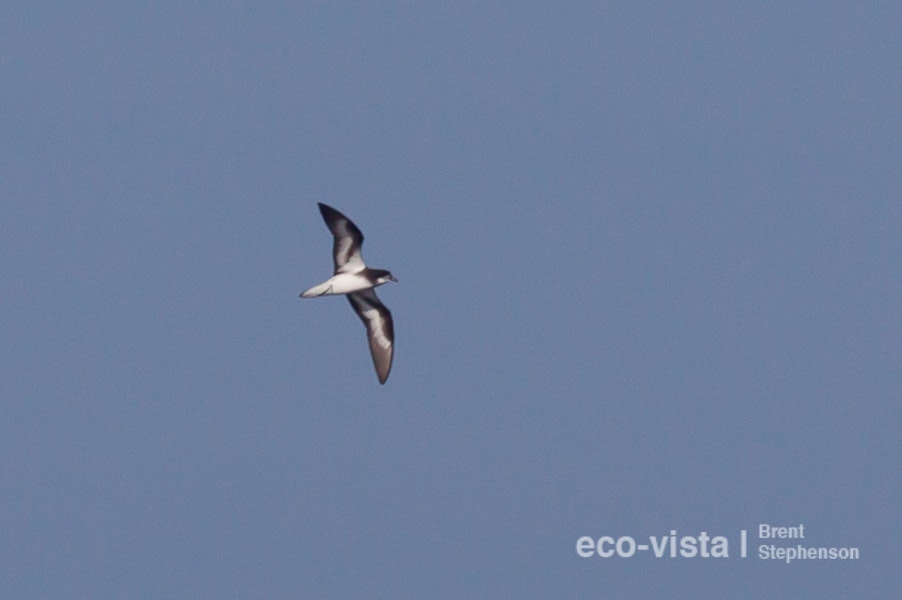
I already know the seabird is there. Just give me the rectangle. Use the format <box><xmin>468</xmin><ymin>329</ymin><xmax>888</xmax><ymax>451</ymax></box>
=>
<box><xmin>300</xmin><ymin>203</ymin><xmax>397</xmax><ymax>384</ymax></box>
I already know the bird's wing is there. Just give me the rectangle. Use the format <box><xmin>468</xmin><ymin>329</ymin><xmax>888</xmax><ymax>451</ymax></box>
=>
<box><xmin>347</xmin><ymin>289</ymin><xmax>394</xmax><ymax>384</ymax></box>
<box><xmin>318</xmin><ymin>203</ymin><xmax>366</xmax><ymax>274</ymax></box>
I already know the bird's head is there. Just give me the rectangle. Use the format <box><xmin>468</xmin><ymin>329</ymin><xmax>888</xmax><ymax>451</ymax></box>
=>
<box><xmin>375</xmin><ymin>270</ymin><xmax>398</xmax><ymax>286</ymax></box>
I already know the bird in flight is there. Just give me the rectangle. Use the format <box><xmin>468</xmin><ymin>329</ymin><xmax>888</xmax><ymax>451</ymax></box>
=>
<box><xmin>300</xmin><ymin>203</ymin><xmax>397</xmax><ymax>384</ymax></box>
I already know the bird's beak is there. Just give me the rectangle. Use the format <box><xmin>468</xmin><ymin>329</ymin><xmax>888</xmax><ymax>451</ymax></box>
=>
<box><xmin>390</xmin><ymin>275</ymin><xmax>398</xmax><ymax>283</ymax></box>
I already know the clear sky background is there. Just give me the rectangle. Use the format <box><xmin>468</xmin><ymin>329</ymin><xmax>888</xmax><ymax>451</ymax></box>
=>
<box><xmin>1</xmin><ymin>3</ymin><xmax>899</xmax><ymax>598</ymax></box>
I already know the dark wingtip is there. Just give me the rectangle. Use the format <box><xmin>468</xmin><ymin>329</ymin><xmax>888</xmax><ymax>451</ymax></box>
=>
<box><xmin>317</xmin><ymin>202</ymin><xmax>345</xmax><ymax>224</ymax></box>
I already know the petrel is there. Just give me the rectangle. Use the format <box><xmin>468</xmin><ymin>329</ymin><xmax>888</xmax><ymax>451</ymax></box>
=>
<box><xmin>300</xmin><ymin>203</ymin><xmax>397</xmax><ymax>384</ymax></box>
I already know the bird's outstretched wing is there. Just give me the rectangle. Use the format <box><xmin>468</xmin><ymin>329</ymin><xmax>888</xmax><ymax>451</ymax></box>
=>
<box><xmin>318</xmin><ymin>203</ymin><xmax>365</xmax><ymax>274</ymax></box>
<box><xmin>347</xmin><ymin>289</ymin><xmax>394</xmax><ymax>384</ymax></box>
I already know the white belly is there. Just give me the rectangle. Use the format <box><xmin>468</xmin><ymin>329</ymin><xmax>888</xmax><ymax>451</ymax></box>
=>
<box><xmin>300</xmin><ymin>273</ymin><xmax>374</xmax><ymax>297</ymax></box>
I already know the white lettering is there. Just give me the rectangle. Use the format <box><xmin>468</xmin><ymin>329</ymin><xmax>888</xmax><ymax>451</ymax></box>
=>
<box><xmin>709</xmin><ymin>536</ymin><xmax>729</xmax><ymax>557</ymax></box>
<box><xmin>576</xmin><ymin>536</ymin><xmax>595</xmax><ymax>558</ymax></box>
<box><xmin>759</xmin><ymin>523</ymin><xmax>805</xmax><ymax>539</ymax></box>
<box><xmin>649</xmin><ymin>535</ymin><xmax>668</xmax><ymax>557</ymax></box>
<box><xmin>759</xmin><ymin>543</ymin><xmax>859</xmax><ymax>563</ymax></box>
<box><xmin>616</xmin><ymin>536</ymin><xmax>636</xmax><ymax>557</ymax></box>
<box><xmin>597</xmin><ymin>536</ymin><xmax>616</xmax><ymax>557</ymax></box>
<box><xmin>680</xmin><ymin>535</ymin><xmax>697</xmax><ymax>557</ymax></box>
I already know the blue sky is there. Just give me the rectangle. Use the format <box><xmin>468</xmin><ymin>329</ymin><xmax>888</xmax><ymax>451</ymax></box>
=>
<box><xmin>1</xmin><ymin>3</ymin><xmax>899</xmax><ymax>598</ymax></box>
